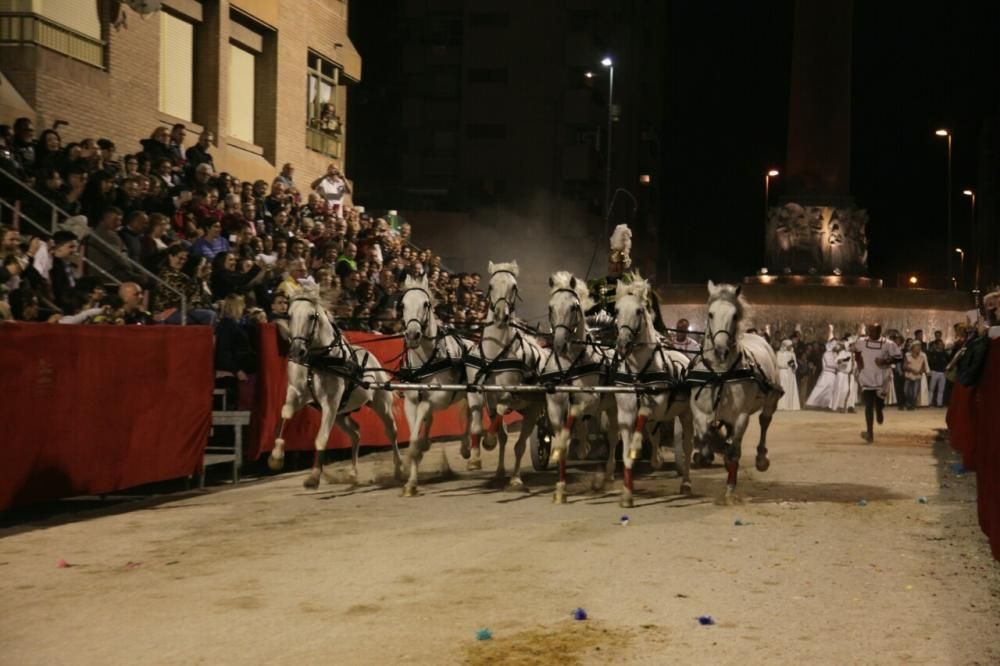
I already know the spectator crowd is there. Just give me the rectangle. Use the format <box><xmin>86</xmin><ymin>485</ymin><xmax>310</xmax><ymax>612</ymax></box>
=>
<box><xmin>0</xmin><ymin>118</ymin><xmax>492</xmax><ymax>335</ymax></box>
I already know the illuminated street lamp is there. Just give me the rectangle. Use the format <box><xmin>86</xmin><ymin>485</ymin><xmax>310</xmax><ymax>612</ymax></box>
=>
<box><xmin>908</xmin><ymin>275</ymin><xmax>919</xmax><ymax>286</ymax></box>
<box><xmin>963</xmin><ymin>189</ymin><xmax>978</xmax><ymax>288</ymax></box>
<box><xmin>765</xmin><ymin>169</ymin><xmax>779</xmax><ymax>225</ymax></box>
<box><xmin>602</xmin><ymin>56</ymin><xmax>614</xmax><ymax>218</ymax></box>
<box><xmin>935</xmin><ymin>129</ymin><xmax>953</xmax><ymax>281</ymax></box>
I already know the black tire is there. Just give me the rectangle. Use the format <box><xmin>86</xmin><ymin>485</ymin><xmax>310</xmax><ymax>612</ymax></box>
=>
<box><xmin>530</xmin><ymin>416</ymin><xmax>553</xmax><ymax>471</ymax></box>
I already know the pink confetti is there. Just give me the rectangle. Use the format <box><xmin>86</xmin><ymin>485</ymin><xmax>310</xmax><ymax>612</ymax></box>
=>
<box><xmin>57</xmin><ymin>559</ymin><xmax>70</xmax><ymax>568</ymax></box>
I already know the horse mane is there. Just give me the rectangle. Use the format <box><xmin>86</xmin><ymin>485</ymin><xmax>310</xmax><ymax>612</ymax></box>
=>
<box><xmin>549</xmin><ymin>271</ymin><xmax>594</xmax><ymax>311</ymax></box>
<box><xmin>489</xmin><ymin>260</ymin><xmax>520</xmax><ymax>277</ymax></box>
<box><xmin>707</xmin><ymin>281</ymin><xmax>749</xmax><ymax>322</ymax></box>
<box><xmin>615</xmin><ymin>272</ymin><xmax>650</xmax><ymax>303</ymax></box>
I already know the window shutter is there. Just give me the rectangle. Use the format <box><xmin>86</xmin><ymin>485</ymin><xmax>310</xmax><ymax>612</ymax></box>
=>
<box><xmin>228</xmin><ymin>43</ymin><xmax>256</xmax><ymax>143</ymax></box>
<box><xmin>159</xmin><ymin>12</ymin><xmax>194</xmax><ymax>121</ymax></box>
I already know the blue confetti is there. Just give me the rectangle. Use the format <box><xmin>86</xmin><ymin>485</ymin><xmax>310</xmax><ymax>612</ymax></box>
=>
<box><xmin>857</xmin><ymin>499</ymin><xmax>867</xmax><ymax>507</ymax></box>
<box><xmin>698</xmin><ymin>615</ymin><xmax>715</xmax><ymax>626</ymax></box>
<box><xmin>572</xmin><ymin>608</ymin><xmax>588</xmax><ymax>621</ymax></box>
<box><xmin>475</xmin><ymin>628</ymin><xmax>493</xmax><ymax>641</ymax></box>
<box><xmin>734</xmin><ymin>518</ymin><xmax>746</xmax><ymax>526</ymax></box>
<box><xmin>917</xmin><ymin>496</ymin><xmax>928</xmax><ymax>504</ymax></box>
<box><xmin>951</xmin><ymin>463</ymin><xmax>966</xmax><ymax>475</ymax></box>
<box><xmin>620</xmin><ymin>515</ymin><xmax>630</xmax><ymax>526</ymax></box>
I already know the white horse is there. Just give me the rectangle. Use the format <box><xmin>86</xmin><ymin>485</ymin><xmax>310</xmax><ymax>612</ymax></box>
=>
<box><xmin>543</xmin><ymin>271</ymin><xmax>619</xmax><ymax>504</ymax></box>
<box><xmin>399</xmin><ymin>274</ymin><xmax>471</xmax><ymax>496</ymax></box>
<box><xmin>268</xmin><ymin>285</ymin><xmax>401</xmax><ymax>488</ymax></box>
<box><xmin>613</xmin><ymin>277</ymin><xmax>694</xmax><ymax>508</ymax></box>
<box><xmin>464</xmin><ymin>261</ymin><xmax>546</xmax><ymax>488</ymax></box>
<box><xmin>689</xmin><ymin>281</ymin><xmax>781</xmax><ymax>504</ymax></box>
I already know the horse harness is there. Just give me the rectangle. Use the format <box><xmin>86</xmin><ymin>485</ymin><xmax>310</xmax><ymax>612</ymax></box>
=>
<box><xmin>687</xmin><ymin>349</ymin><xmax>777</xmax><ymax>419</ymax></box>
<box><xmin>465</xmin><ymin>330</ymin><xmax>541</xmax><ymax>386</ymax></box>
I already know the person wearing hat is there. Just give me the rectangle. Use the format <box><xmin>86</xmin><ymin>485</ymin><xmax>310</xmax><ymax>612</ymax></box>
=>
<box><xmin>586</xmin><ymin>224</ymin><xmax>666</xmax><ymax>339</ymax></box>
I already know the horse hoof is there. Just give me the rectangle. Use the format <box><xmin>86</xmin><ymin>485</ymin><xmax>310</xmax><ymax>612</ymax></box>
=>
<box><xmin>620</xmin><ymin>495</ymin><xmax>635</xmax><ymax>509</ymax></box>
<box><xmin>401</xmin><ymin>485</ymin><xmax>418</xmax><ymax>497</ymax></box>
<box><xmin>460</xmin><ymin>441</ymin><xmax>471</xmax><ymax>460</ymax></box>
<box><xmin>755</xmin><ymin>456</ymin><xmax>770</xmax><ymax>472</ymax></box>
<box><xmin>267</xmin><ymin>456</ymin><xmax>284</xmax><ymax>471</ymax></box>
<box><xmin>482</xmin><ymin>433</ymin><xmax>498</xmax><ymax>451</ymax></box>
<box><xmin>507</xmin><ymin>478</ymin><xmax>526</xmax><ymax>492</ymax></box>
<box><xmin>303</xmin><ymin>476</ymin><xmax>320</xmax><ymax>490</ymax></box>
<box><xmin>467</xmin><ymin>459</ymin><xmax>483</xmax><ymax>471</ymax></box>
<box><xmin>552</xmin><ymin>492</ymin><xmax>567</xmax><ymax>505</ymax></box>
<box><xmin>681</xmin><ymin>482</ymin><xmax>693</xmax><ymax>496</ymax></box>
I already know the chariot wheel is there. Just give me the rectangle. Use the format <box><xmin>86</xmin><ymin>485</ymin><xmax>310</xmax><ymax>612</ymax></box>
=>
<box><xmin>529</xmin><ymin>415</ymin><xmax>553</xmax><ymax>471</ymax></box>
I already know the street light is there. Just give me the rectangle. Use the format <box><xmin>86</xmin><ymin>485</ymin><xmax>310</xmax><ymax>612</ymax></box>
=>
<box><xmin>963</xmin><ymin>189</ymin><xmax>978</xmax><ymax>289</ymax></box>
<box><xmin>602</xmin><ymin>56</ymin><xmax>614</xmax><ymax>218</ymax></box>
<box><xmin>935</xmin><ymin>129</ymin><xmax>953</xmax><ymax>281</ymax></box>
<box><xmin>764</xmin><ymin>169</ymin><xmax>779</xmax><ymax>225</ymax></box>
<box><xmin>955</xmin><ymin>248</ymin><xmax>965</xmax><ymax>288</ymax></box>
<box><xmin>908</xmin><ymin>275</ymin><xmax>919</xmax><ymax>286</ymax></box>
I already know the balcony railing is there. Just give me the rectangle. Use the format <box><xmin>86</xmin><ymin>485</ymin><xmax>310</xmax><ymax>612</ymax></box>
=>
<box><xmin>0</xmin><ymin>12</ymin><xmax>105</xmax><ymax>68</ymax></box>
<box><xmin>306</xmin><ymin>126</ymin><xmax>342</xmax><ymax>159</ymax></box>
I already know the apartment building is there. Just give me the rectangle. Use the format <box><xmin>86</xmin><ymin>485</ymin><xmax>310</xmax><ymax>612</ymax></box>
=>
<box><xmin>0</xmin><ymin>0</ymin><xmax>360</xmax><ymax>182</ymax></box>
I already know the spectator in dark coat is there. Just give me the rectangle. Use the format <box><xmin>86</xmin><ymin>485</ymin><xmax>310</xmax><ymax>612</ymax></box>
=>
<box><xmin>214</xmin><ymin>294</ymin><xmax>256</xmax><ymax>407</ymax></box>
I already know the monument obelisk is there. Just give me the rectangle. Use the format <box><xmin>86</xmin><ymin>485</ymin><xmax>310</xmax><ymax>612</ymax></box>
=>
<box><xmin>765</xmin><ymin>0</ymin><xmax>874</xmax><ymax>282</ymax></box>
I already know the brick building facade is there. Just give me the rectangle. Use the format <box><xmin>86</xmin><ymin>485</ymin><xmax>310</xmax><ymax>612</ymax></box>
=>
<box><xmin>0</xmin><ymin>0</ymin><xmax>360</xmax><ymax>184</ymax></box>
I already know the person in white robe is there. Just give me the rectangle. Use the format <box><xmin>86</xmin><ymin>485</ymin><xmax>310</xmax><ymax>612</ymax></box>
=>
<box><xmin>776</xmin><ymin>339</ymin><xmax>800</xmax><ymax>410</ymax></box>
<box><xmin>806</xmin><ymin>339</ymin><xmax>839</xmax><ymax>409</ymax></box>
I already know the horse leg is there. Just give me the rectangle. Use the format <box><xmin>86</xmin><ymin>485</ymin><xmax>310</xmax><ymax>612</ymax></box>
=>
<box><xmin>462</xmin><ymin>390</ymin><xmax>478</xmax><ymax>459</ymax></box>
<box><xmin>483</xmin><ymin>393</ymin><xmax>507</xmax><ymax>451</ymax></box>
<box><xmin>335</xmin><ymin>413</ymin><xmax>361</xmax><ymax>485</ymax></box>
<box><xmin>600</xmin><ymin>398</ymin><xmax>619</xmax><ymax>488</ymax></box>
<box><xmin>373</xmin><ymin>389</ymin><xmax>402</xmax><ymax>482</ymax></box>
<box><xmin>306</xmin><ymin>394</ymin><xmax>340</xmax><ymax>490</ymax></box>
<box><xmin>676</xmin><ymin>408</ymin><xmax>694</xmax><ymax>495</ymax></box>
<box><xmin>402</xmin><ymin>398</ymin><xmax>430</xmax><ymax>496</ymax></box>
<box><xmin>552</xmin><ymin>397</ymin><xmax>578</xmax><ymax>505</ymax></box>
<box><xmin>467</xmin><ymin>395</ymin><xmax>484</xmax><ymax>471</ymax></box>
<box><xmin>691</xmin><ymin>404</ymin><xmax>715</xmax><ymax>468</ymax></box>
<box><xmin>722</xmin><ymin>414</ymin><xmax>751</xmax><ymax>505</ymax></box>
<box><xmin>493</xmin><ymin>417</ymin><xmax>509</xmax><ymax>485</ymax></box>
<box><xmin>508</xmin><ymin>403</ymin><xmax>537</xmax><ymax>490</ymax></box>
<box><xmin>756</xmin><ymin>396</ymin><xmax>779</xmax><ymax>472</ymax></box>
<box><xmin>269</xmin><ymin>384</ymin><xmax>305</xmax><ymax>471</ymax></box>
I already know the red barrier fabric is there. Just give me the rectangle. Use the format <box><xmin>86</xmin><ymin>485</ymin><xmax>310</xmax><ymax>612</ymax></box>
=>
<box><xmin>0</xmin><ymin>323</ymin><xmax>213</xmax><ymax>510</ymax></box>
<box><xmin>247</xmin><ymin>325</ymin><xmax>475</xmax><ymax>460</ymax></box>
<box><xmin>946</xmin><ymin>337</ymin><xmax>1000</xmax><ymax>561</ymax></box>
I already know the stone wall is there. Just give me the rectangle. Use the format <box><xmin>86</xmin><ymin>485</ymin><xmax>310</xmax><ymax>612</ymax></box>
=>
<box><xmin>658</xmin><ymin>283</ymin><xmax>975</xmax><ymax>345</ymax></box>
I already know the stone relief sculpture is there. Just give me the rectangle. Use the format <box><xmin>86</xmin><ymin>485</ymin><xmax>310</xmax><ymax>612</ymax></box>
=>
<box><xmin>765</xmin><ymin>203</ymin><xmax>869</xmax><ymax>275</ymax></box>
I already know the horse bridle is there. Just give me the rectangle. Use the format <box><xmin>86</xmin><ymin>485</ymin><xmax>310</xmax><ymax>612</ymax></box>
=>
<box><xmin>549</xmin><ymin>287</ymin><xmax>582</xmax><ymax>340</ymax></box>
<box><xmin>290</xmin><ymin>297</ymin><xmax>342</xmax><ymax>355</ymax></box>
<box><xmin>616</xmin><ymin>297</ymin><xmax>648</xmax><ymax>353</ymax></box>
<box><xmin>487</xmin><ymin>269</ymin><xmax>521</xmax><ymax>320</ymax></box>
<box><xmin>400</xmin><ymin>286</ymin><xmax>433</xmax><ymax>335</ymax></box>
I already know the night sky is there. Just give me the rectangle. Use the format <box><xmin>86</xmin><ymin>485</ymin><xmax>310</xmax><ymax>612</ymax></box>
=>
<box><xmin>663</xmin><ymin>1</ymin><xmax>999</xmax><ymax>286</ymax></box>
<box><xmin>350</xmin><ymin>2</ymin><xmax>1000</xmax><ymax>286</ymax></box>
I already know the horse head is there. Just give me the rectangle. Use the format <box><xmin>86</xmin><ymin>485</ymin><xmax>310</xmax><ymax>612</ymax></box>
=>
<box><xmin>287</xmin><ymin>283</ymin><xmax>333</xmax><ymax>363</ymax></box>
<box><xmin>548</xmin><ymin>271</ymin><xmax>591</xmax><ymax>355</ymax></box>
<box><xmin>486</xmin><ymin>260</ymin><xmax>519</xmax><ymax>327</ymax></box>
<box><xmin>615</xmin><ymin>273</ymin><xmax>653</xmax><ymax>356</ymax></box>
<box><xmin>401</xmin><ymin>274</ymin><xmax>435</xmax><ymax>348</ymax></box>
<box><xmin>704</xmin><ymin>280</ymin><xmax>746</xmax><ymax>365</ymax></box>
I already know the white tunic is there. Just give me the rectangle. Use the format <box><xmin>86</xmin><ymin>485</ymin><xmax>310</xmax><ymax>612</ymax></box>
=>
<box><xmin>832</xmin><ymin>350</ymin><xmax>855</xmax><ymax>410</ymax></box>
<box><xmin>806</xmin><ymin>350</ymin><xmax>839</xmax><ymax>409</ymax></box>
<box><xmin>776</xmin><ymin>349</ymin><xmax>800</xmax><ymax>410</ymax></box>
<box><xmin>852</xmin><ymin>336</ymin><xmax>900</xmax><ymax>395</ymax></box>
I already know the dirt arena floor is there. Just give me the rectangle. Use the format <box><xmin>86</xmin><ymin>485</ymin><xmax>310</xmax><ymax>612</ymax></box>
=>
<box><xmin>1</xmin><ymin>408</ymin><xmax>998</xmax><ymax>665</ymax></box>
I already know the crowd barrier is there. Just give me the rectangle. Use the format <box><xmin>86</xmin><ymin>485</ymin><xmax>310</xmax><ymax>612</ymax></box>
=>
<box><xmin>947</xmin><ymin>337</ymin><xmax>1000</xmax><ymax>561</ymax></box>
<box><xmin>247</xmin><ymin>324</ymin><xmax>502</xmax><ymax>460</ymax></box>
<box><xmin>0</xmin><ymin>323</ymin><xmax>214</xmax><ymax>511</ymax></box>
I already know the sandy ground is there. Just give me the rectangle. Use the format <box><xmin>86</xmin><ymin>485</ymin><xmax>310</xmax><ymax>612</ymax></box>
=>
<box><xmin>1</xmin><ymin>408</ymin><xmax>998</xmax><ymax>666</ymax></box>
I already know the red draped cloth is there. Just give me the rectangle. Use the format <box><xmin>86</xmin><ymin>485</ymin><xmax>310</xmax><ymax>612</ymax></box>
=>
<box><xmin>0</xmin><ymin>323</ymin><xmax>213</xmax><ymax>510</ymax></box>
<box><xmin>946</xmin><ymin>338</ymin><xmax>1000</xmax><ymax>561</ymax></box>
<box><xmin>247</xmin><ymin>325</ymin><xmax>497</xmax><ymax>461</ymax></box>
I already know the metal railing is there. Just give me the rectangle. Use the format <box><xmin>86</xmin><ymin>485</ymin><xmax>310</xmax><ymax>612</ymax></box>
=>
<box><xmin>0</xmin><ymin>165</ymin><xmax>188</xmax><ymax>323</ymax></box>
<box><xmin>0</xmin><ymin>12</ymin><xmax>105</xmax><ymax>69</ymax></box>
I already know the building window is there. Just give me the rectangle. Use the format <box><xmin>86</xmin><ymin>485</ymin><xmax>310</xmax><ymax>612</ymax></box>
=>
<box><xmin>467</xmin><ymin>67</ymin><xmax>508</xmax><ymax>85</ymax></box>
<box><xmin>159</xmin><ymin>12</ymin><xmax>194</xmax><ymax>121</ymax></box>
<box><xmin>306</xmin><ymin>52</ymin><xmax>342</xmax><ymax>158</ymax></box>
<box><xmin>228</xmin><ymin>43</ymin><xmax>256</xmax><ymax>143</ymax></box>
<box><xmin>465</xmin><ymin>123</ymin><xmax>507</xmax><ymax>140</ymax></box>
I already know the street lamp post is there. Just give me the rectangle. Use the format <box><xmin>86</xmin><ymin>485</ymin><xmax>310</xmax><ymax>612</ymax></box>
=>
<box><xmin>963</xmin><ymin>189</ymin><xmax>977</xmax><ymax>289</ymax></box>
<box><xmin>602</xmin><ymin>56</ymin><xmax>614</xmax><ymax>218</ymax></box>
<box><xmin>765</xmin><ymin>169</ymin><xmax>779</xmax><ymax>224</ymax></box>
<box><xmin>955</xmin><ymin>248</ymin><xmax>965</xmax><ymax>289</ymax></box>
<box><xmin>935</xmin><ymin>129</ymin><xmax>953</xmax><ymax>284</ymax></box>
